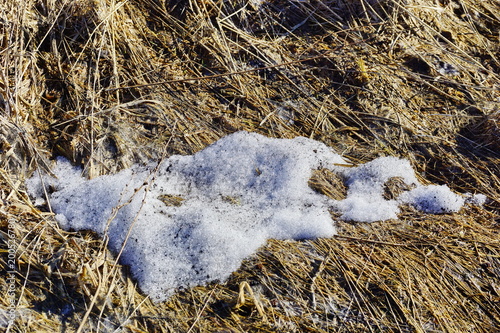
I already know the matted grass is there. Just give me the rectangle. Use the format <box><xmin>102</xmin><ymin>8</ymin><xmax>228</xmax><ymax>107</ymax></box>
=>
<box><xmin>1</xmin><ymin>0</ymin><xmax>499</xmax><ymax>331</ymax></box>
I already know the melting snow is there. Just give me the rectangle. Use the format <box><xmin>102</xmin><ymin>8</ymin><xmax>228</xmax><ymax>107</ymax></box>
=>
<box><xmin>26</xmin><ymin>131</ymin><xmax>484</xmax><ymax>301</ymax></box>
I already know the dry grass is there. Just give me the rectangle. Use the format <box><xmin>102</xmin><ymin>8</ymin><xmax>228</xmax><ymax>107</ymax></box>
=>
<box><xmin>1</xmin><ymin>0</ymin><xmax>499</xmax><ymax>331</ymax></box>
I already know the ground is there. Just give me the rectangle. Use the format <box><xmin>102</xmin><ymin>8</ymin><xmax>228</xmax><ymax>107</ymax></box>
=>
<box><xmin>0</xmin><ymin>0</ymin><xmax>499</xmax><ymax>331</ymax></box>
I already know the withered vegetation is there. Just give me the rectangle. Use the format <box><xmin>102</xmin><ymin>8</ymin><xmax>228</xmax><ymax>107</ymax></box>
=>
<box><xmin>1</xmin><ymin>0</ymin><xmax>499</xmax><ymax>331</ymax></box>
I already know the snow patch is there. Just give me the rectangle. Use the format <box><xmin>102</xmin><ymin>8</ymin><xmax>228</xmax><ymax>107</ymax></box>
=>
<box><xmin>335</xmin><ymin>156</ymin><xmax>418</xmax><ymax>222</ymax></box>
<box><xmin>26</xmin><ymin>131</ymin><xmax>483</xmax><ymax>302</ymax></box>
<box><xmin>399</xmin><ymin>184</ymin><xmax>465</xmax><ymax>213</ymax></box>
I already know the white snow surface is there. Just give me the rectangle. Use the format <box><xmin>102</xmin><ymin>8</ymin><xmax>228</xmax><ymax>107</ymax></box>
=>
<box><xmin>26</xmin><ymin>131</ymin><xmax>483</xmax><ymax>302</ymax></box>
